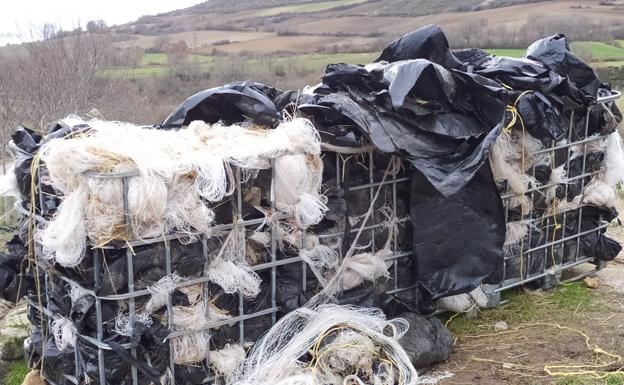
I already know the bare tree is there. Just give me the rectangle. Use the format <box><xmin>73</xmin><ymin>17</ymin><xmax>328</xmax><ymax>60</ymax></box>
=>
<box><xmin>0</xmin><ymin>57</ymin><xmax>24</xmax><ymax>171</ymax></box>
<box><xmin>86</xmin><ymin>20</ymin><xmax>108</xmax><ymax>33</ymax></box>
<box><xmin>166</xmin><ymin>40</ymin><xmax>189</xmax><ymax>68</ymax></box>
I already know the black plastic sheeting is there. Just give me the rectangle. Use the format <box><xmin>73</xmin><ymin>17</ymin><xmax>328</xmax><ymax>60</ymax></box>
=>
<box><xmin>0</xmin><ymin>236</ymin><xmax>30</xmax><ymax>302</ymax></box>
<box><xmin>374</xmin><ymin>24</ymin><xmax>461</xmax><ymax>69</ymax></box>
<box><xmin>411</xmin><ymin>163</ymin><xmax>505</xmax><ymax>312</ymax></box>
<box><xmin>398</xmin><ymin>312</ymin><xmax>454</xmax><ymax>368</ymax></box>
<box><xmin>161</xmin><ymin>82</ymin><xmax>280</xmax><ymax>128</ymax></box>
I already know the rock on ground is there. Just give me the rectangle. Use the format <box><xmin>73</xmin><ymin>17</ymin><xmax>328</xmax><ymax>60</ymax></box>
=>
<box><xmin>0</xmin><ymin>299</ymin><xmax>30</xmax><ymax>361</ymax></box>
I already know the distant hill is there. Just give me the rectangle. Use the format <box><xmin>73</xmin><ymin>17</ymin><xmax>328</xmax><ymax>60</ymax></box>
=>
<box><xmin>103</xmin><ymin>0</ymin><xmax>624</xmax><ymax>56</ymax></box>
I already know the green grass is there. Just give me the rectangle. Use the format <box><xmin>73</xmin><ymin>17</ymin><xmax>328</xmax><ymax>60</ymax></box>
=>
<box><xmin>103</xmin><ymin>54</ymin><xmax>216</xmax><ymax>77</ymax></box>
<box><xmin>548</xmin><ymin>282</ymin><xmax>593</xmax><ymax>311</ymax></box>
<box><xmin>445</xmin><ymin>283</ymin><xmax>594</xmax><ymax>336</ymax></box>
<box><xmin>593</xmin><ymin>60</ymin><xmax>624</xmax><ymax>68</ymax></box>
<box><xmin>252</xmin><ymin>0</ymin><xmax>368</xmax><ymax>16</ymax></box>
<box><xmin>571</xmin><ymin>41</ymin><xmax>624</xmax><ymax>62</ymax></box>
<box><xmin>3</xmin><ymin>360</ymin><xmax>29</xmax><ymax>385</ymax></box>
<box><xmin>444</xmin><ymin>289</ymin><xmax>541</xmax><ymax>335</ymax></box>
<box><xmin>556</xmin><ymin>373</ymin><xmax>624</xmax><ymax>385</ymax></box>
<box><xmin>140</xmin><ymin>53</ymin><xmax>214</xmax><ymax>67</ymax></box>
<box><xmin>140</xmin><ymin>53</ymin><xmax>168</xmax><ymax>66</ymax></box>
<box><xmin>486</xmin><ymin>48</ymin><xmax>525</xmax><ymax>58</ymax></box>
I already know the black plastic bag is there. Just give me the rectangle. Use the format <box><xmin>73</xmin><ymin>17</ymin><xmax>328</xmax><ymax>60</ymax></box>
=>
<box><xmin>515</xmin><ymin>91</ymin><xmax>564</xmax><ymax>140</ymax></box>
<box><xmin>526</xmin><ymin>34</ymin><xmax>601</xmax><ymax>98</ymax></box>
<box><xmin>374</xmin><ymin>24</ymin><xmax>461</xmax><ymax>69</ymax></box>
<box><xmin>161</xmin><ymin>82</ymin><xmax>279</xmax><ymax>128</ymax></box>
<box><xmin>398</xmin><ymin>312</ymin><xmax>454</xmax><ymax>369</ymax></box>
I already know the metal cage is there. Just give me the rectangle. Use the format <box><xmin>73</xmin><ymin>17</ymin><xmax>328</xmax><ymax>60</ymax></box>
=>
<box><xmin>484</xmin><ymin>90</ymin><xmax>623</xmax><ymax>304</ymax></box>
<box><xmin>22</xmin><ymin>90</ymin><xmax>621</xmax><ymax>385</ymax></box>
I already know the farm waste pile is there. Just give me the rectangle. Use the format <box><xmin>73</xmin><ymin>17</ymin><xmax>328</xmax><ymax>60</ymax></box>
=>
<box><xmin>0</xmin><ymin>24</ymin><xmax>622</xmax><ymax>385</ymax></box>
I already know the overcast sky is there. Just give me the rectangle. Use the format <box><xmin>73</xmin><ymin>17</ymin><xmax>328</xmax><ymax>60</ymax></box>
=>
<box><xmin>0</xmin><ymin>0</ymin><xmax>203</xmax><ymax>46</ymax></box>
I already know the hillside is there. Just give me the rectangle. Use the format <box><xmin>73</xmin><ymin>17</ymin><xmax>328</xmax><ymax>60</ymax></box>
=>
<box><xmin>107</xmin><ymin>0</ymin><xmax>624</xmax><ymax>56</ymax></box>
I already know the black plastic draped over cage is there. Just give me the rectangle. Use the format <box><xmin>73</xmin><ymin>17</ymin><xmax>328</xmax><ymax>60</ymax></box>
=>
<box><xmin>5</xmin><ymin>25</ymin><xmax>624</xmax><ymax>385</ymax></box>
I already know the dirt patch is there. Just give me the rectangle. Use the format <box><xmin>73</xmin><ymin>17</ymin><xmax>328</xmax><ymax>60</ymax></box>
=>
<box><xmin>430</xmin><ymin>285</ymin><xmax>624</xmax><ymax>385</ymax></box>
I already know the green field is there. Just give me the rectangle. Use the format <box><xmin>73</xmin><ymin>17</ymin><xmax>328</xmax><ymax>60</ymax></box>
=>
<box><xmin>140</xmin><ymin>53</ymin><xmax>215</xmax><ymax>67</ymax></box>
<box><xmin>104</xmin><ymin>52</ymin><xmax>375</xmax><ymax>78</ymax></box>
<box><xmin>253</xmin><ymin>0</ymin><xmax>369</xmax><ymax>16</ymax></box>
<box><xmin>487</xmin><ymin>41</ymin><xmax>624</xmax><ymax>62</ymax></box>
<box><xmin>486</xmin><ymin>48</ymin><xmax>524</xmax><ymax>58</ymax></box>
<box><xmin>571</xmin><ymin>41</ymin><xmax>624</xmax><ymax>61</ymax></box>
<box><xmin>107</xmin><ymin>40</ymin><xmax>624</xmax><ymax>79</ymax></box>
<box><xmin>594</xmin><ymin>60</ymin><xmax>624</xmax><ymax>68</ymax></box>
<box><xmin>140</xmin><ymin>53</ymin><xmax>168</xmax><ymax>66</ymax></box>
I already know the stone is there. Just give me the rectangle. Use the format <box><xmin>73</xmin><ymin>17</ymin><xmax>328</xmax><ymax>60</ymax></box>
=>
<box><xmin>583</xmin><ymin>276</ymin><xmax>600</xmax><ymax>289</ymax></box>
<box><xmin>0</xmin><ymin>301</ymin><xmax>30</xmax><ymax>361</ymax></box>
<box><xmin>22</xmin><ymin>370</ymin><xmax>46</xmax><ymax>385</ymax></box>
<box><xmin>494</xmin><ymin>321</ymin><xmax>508</xmax><ymax>331</ymax></box>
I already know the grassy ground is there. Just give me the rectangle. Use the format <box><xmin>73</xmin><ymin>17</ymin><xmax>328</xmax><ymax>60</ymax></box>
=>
<box><xmin>487</xmin><ymin>48</ymin><xmax>524</xmax><ymax>58</ymax></box>
<box><xmin>572</xmin><ymin>41</ymin><xmax>624</xmax><ymax>62</ymax></box>
<box><xmin>435</xmin><ymin>282</ymin><xmax>624</xmax><ymax>385</ymax></box>
<box><xmin>594</xmin><ymin>61</ymin><xmax>624</xmax><ymax>68</ymax></box>
<box><xmin>252</xmin><ymin>0</ymin><xmax>369</xmax><ymax>17</ymax></box>
<box><xmin>3</xmin><ymin>361</ymin><xmax>29</xmax><ymax>385</ymax></box>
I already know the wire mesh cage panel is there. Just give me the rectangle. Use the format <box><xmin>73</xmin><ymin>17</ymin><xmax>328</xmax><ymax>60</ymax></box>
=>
<box><xmin>486</xmin><ymin>90</ymin><xmax>623</xmax><ymax>301</ymax></box>
<box><xmin>25</xmin><ymin>148</ymin><xmax>417</xmax><ymax>385</ymax></box>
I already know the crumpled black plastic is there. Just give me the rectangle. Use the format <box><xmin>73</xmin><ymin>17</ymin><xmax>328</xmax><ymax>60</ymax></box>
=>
<box><xmin>411</xmin><ymin>163</ymin><xmax>505</xmax><ymax>312</ymax></box>
<box><xmin>526</xmin><ymin>34</ymin><xmax>601</xmax><ymax>98</ymax></box>
<box><xmin>562</xmin><ymin>206</ymin><xmax>622</xmax><ymax>262</ymax></box>
<box><xmin>473</xmin><ymin>56</ymin><xmax>583</xmax><ymax>111</ymax></box>
<box><xmin>515</xmin><ymin>90</ymin><xmax>564</xmax><ymax>140</ymax></box>
<box><xmin>161</xmin><ymin>82</ymin><xmax>280</xmax><ymax>128</ymax></box>
<box><xmin>453</xmin><ymin>48</ymin><xmax>492</xmax><ymax>67</ymax></box>
<box><xmin>25</xmin><ymin>330</ymin><xmax>75</xmax><ymax>384</ymax></box>
<box><xmin>398</xmin><ymin>312</ymin><xmax>454</xmax><ymax>369</ymax></box>
<box><xmin>300</xmin><ymin>61</ymin><xmax>508</xmax><ymax>196</ymax></box>
<box><xmin>0</xmin><ymin>236</ymin><xmax>28</xmax><ymax>302</ymax></box>
<box><xmin>374</xmin><ymin>24</ymin><xmax>461</xmax><ymax>69</ymax></box>
<box><xmin>12</xmin><ymin>126</ymin><xmax>40</xmax><ymax>201</ymax></box>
